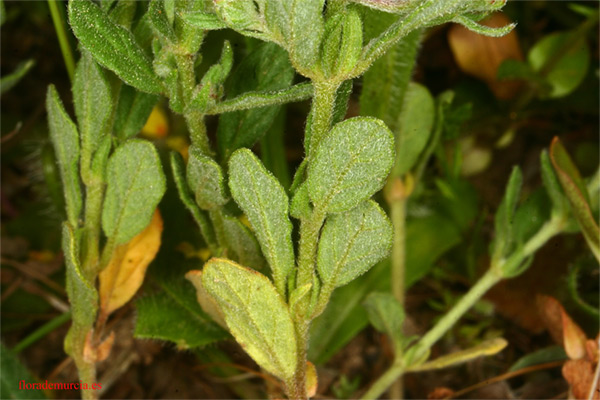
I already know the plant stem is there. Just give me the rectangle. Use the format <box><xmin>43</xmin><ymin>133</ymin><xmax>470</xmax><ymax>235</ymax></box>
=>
<box><xmin>306</xmin><ymin>80</ymin><xmax>340</xmax><ymax>158</ymax></box>
<box><xmin>47</xmin><ymin>0</ymin><xmax>75</xmax><ymax>82</ymax></box>
<box><xmin>361</xmin><ymin>360</ymin><xmax>404</xmax><ymax>400</ymax></box>
<box><xmin>13</xmin><ymin>312</ymin><xmax>71</xmax><ymax>353</ymax></box>
<box><xmin>82</xmin><ymin>182</ymin><xmax>104</xmax><ymax>279</ymax></box>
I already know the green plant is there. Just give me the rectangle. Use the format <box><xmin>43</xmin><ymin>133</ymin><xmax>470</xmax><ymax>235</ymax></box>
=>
<box><xmin>42</xmin><ymin>1</ymin><xmax>599</xmax><ymax>399</ymax></box>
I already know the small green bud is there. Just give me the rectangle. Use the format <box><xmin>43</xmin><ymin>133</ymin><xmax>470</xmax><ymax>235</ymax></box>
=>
<box><xmin>320</xmin><ymin>9</ymin><xmax>363</xmax><ymax>79</ymax></box>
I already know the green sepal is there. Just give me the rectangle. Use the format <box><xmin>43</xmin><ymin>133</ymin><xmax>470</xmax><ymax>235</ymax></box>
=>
<box><xmin>491</xmin><ymin>167</ymin><xmax>522</xmax><ymax>262</ymax></box>
<box><xmin>69</xmin><ymin>0</ymin><xmax>162</xmax><ymax>94</ymax></box>
<box><xmin>46</xmin><ymin>85</ymin><xmax>82</xmax><ymax>228</ymax></box>
<box><xmin>228</xmin><ymin>149</ymin><xmax>295</xmax><ymax>296</ymax></box>
<box><xmin>73</xmin><ymin>52</ymin><xmax>113</xmax><ymax>163</ymax></box>
<box><xmin>102</xmin><ymin>139</ymin><xmax>166</xmax><ymax>245</ymax></box>
<box><xmin>363</xmin><ymin>292</ymin><xmax>405</xmax><ymax>351</ymax></box>
<box><xmin>186</xmin><ymin>145</ymin><xmax>229</xmax><ymax>210</ymax></box>
<box><xmin>201</xmin><ymin>258</ymin><xmax>298</xmax><ymax>382</ymax></box>
<box><xmin>148</xmin><ymin>0</ymin><xmax>176</xmax><ymax>43</ymax></box>
<box><xmin>320</xmin><ymin>9</ymin><xmax>362</xmax><ymax>79</ymax></box>
<box><xmin>190</xmin><ymin>41</ymin><xmax>233</xmax><ymax>113</ymax></box>
<box><xmin>307</xmin><ymin>117</ymin><xmax>394</xmax><ymax>213</ymax></box>
<box><xmin>317</xmin><ymin>200</ymin><xmax>392</xmax><ymax>288</ymax></box>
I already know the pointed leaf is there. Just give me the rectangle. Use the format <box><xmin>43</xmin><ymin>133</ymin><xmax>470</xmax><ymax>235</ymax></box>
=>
<box><xmin>186</xmin><ymin>146</ymin><xmax>228</xmax><ymax>210</ymax></box>
<box><xmin>181</xmin><ymin>11</ymin><xmax>227</xmax><ymax>30</ymax></box>
<box><xmin>307</xmin><ymin>117</ymin><xmax>394</xmax><ymax>213</ymax></box>
<box><xmin>540</xmin><ymin>150</ymin><xmax>568</xmax><ymax>216</ymax></box>
<box><xmin>201</xmin><ymin>258</ymin><xmax>298</xmax><ymax>382</ymax></box>
<box><xmin>560</xmin><ymin>307</ymin><xmax>588</xmax><ymax>360</ymax></box>
<box><xmin>290</xmin><ymin>182</ymin><xmax>312</xmax><ymax>220</ymax></box>
<box><xmin>99</xmin><ymin>210</ymin><xmax>163</xmax><ymax>315</ymax></box>
<box><xmin>228</xmin><ymin>149</ymin><xmax>294</xmax><ymax>295</ymax></box>
<box><xmin>186</xmin><ymin>270</ymin><xmax>227</xmax><ymax>329</ymax></box>
<box><xmin>0</xmin><ymin>59</ymin><xmax>35</xmax><ymax>94</ymax></box>
<box><xmin>102</xmin><ymin>140</ymin><xmax>166</xmax><ymax>245</ymax></box>
<box><xmin>363</xmin><ymin>292</ymin><xmax>405</xmax><ymax>348</ymax></box>
<box><xmin>491</xmin><ymin>166</ymin><xmax>522</xmax><ymax>260</ymax></box>
<box><xmin>219</xmin><ymin>212</ymin><xmax>265</xmax><ymax>271</ymax></box>
<box><xmin>73</xmin><ymin>52</ymin><xmax>113</xmax><ymax>157</ymax></box>
<box><xmin>550</xmin><ymin>137</ymin><xmax>599</xmax><ymax>260</ymax></box>
<box><xmin>63</xmin><ymin>223</ymin><xmax>98</xmax><ymax>328</ymax></box>
<box><xmin>69</xmin><ymin>0</ymin><xmax>162</xmax><ymax>94</ymax></box>
<box><xmin>148</xmin><ymin>0</ymin><xmax>175</xmax><ymax>43</ymax></box>
<box><xmin>318</xmin><ymin>200</ymin><xmax>392</xmax><ymax>288</ymax></box>
<box><xmin>114</xmin><ymin>84</ymin><xmax>159</xmax><ymax>140</ymax></box>
<box><xmin>47</xmin><ymin>85</ymin><xmax>82</xmax><ymax>227</ymax></box>
<box><xmin>1</xmin><ymin>343</ymin><xmax>47</xmax><ymax>399</ymax></box>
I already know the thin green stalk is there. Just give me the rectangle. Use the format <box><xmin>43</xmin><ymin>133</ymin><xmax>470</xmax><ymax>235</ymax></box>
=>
<box><xmin>13</xmin><ymin>312</ymin><xmax>71</xmax><ymax>353</ymax></box>
<box><xmin>361</xmin><ymin>360</ymin><xmax>404</xmax><ymax>400</ymax></box>
<box><xmin>306</xmin><ymin>81</ymin><xmax>340</xmax><ymax>158</ymax></box>
<box><xmin>206</xmin><ymin>83</ymin><xmax>313</xmax><ymax>115</ymax></box>
<box><xmin>47</xmin><ymin>0</ymin><xmax>75</xmax><ymax>82</ymax></box>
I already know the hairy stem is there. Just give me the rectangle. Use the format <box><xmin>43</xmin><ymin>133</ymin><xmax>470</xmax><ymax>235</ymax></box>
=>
<box><xmin>306</xmin><ymin>81</ymin><xmax>340</xmax><ymax>158</ymax></box>
<box><xmin>81</xmin><ymin>182</ymin><xmax>104</xmax><ymax>279</ymax></box>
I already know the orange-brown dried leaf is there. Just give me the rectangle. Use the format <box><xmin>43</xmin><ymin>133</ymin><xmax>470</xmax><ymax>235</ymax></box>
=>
<box><xmin>561</xmin><ymin>307</ymin><xmax>588</xmax><ymax>360</ymax></box>
<box><xmin>83</xmin><ymin>330</ymin><xmax>114</xmax><ymax>363</ymax></box>
<box><xmin>428</xmin><ymin>387</ymin><xmax>455</xmax><ymax>399</ymax></box>
<box><xmin>448</xmin><ymin>12</ymin><xmax>523</xmax><ymax>99</ymax></box>
<box><xmin>306</xmin><ymin>361</ymin><xmax>318</xmax><ymax>398</ymax></box>
<box><xmin>100</xmin><ymin>209</ymin><xmax>163</xmax><ymax>315</ymax></box>
<box><xmin>537</xmin><ymin>295</ymin><xmax>566</xmax><ymax>345</ymax></box>
<box><xmin>562</xmin><ymin>359</ymin><xmax>599</xmax><ymax>400</ymax></box>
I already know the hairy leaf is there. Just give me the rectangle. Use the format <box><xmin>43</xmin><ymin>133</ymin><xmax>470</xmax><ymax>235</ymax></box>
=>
<box><xmin>181</xmin><ymin>10</ymin><xmax>227</xmax><ymax>30</ymax></box>
<box><xmin>69</xmin><ymin>0</ymin><xmax>162</xmax><ymax>94</ymax></box>
<box><xmin>307</xmin><ymin>117</ymin><xmax>394</xmax><ymax>213</ymax></box>
<box><xmin>102</xmin><ymin>140</ymin><xmax>166</xmax><ymax>245</ymax></box>
<box><xmin>491</xmin><ymin>167</ymin><xmax>522</xmax><ymax>261</ymax></box>
<box><xmin>363</xmin><ymin>292</ymin><xmax>405</xmax><ymax>349</ymax></box>
<box><xmin>113</xmin><ymin>85</ymin><xmax>159</xmax><ymax>141</ymax></box>
<box><xmin>320</xmin><ymin>9</ymin><xmax>362</xmax><ymax>78</ymax></box>
<box><xmin>228</xmin><ymin>149</ymin><xmax>294</xmax><ymax>295</ymax></box>
<box><xmin>47</xmin><ymin>85</ymin><xmax>82</xmax><ymax>227</ymax></box>
<box><xmin>187</xmin><ymin>146</ymin><xmax>228</xmax><ymax>210</ymax></box>
<box><xmin>318</xmin><ymin>200</ymin><xmax>392</xmax><ymax>287</ymax></box>
<box><xmin>200</xmin><ymin>258</ymin><xmax>297</xmax><ymax>381</ymax></box>
<box><xmin>73</xmin><ymin>52</ymin><xmax>113</xmax><ymax>158</ymax></box>
<box><xmin>219</xmin><ymin>211</ymin><xmax>265</xmax><ymax>271</ymax></box>
<box><xmin>148</xmin><ymin>0</ymin><xmax>175</xmax><ymax>43</ymax></box>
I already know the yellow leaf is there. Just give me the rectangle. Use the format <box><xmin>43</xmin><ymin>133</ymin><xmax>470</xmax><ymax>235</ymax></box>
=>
<box><xmin>306</xmin><ymin>361</ymin><xmax>318</xmax><ymax>398</ymax></box>
<box><xmin>99</xmin><ymin>209</ymin><xmax>163</xmax><ymax>315</ymax></box>
<box><xmin>140</xmin><ymin>106</ymin><xmax>169</xmax><ymax>139</ymax></box>
<box><xmin>185</xmin><ymin>270</ymin><xmax>227</xmax><ymax>329</ymax></box>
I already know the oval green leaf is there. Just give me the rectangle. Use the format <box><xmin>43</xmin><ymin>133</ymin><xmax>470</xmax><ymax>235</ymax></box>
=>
<box><xmin>102</xmin><ymin>140</ymin><xmax>166</xmax><ymax>245</ymax></box>
<box><xmin>201</xmin><ymin>258</ymin><xmax>297</xmax><ymax>382</ymax></box>
<box><xmin>187</xmin><ymin>146</ymin><xmax>229</xmax><ymax>210</ymax></box>
<box><xmin>307</xmin><ymin>117</ymin><xmax>394</xmax><ymax>213</ymax></box>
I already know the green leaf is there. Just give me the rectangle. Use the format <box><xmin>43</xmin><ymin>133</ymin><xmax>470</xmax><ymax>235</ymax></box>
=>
<box><xmin>73</xmin><ymin>52</ymin><xmax>113</xmax><ymax>158</ymax></box>
<box><xmin>509</xmin><ymin>345</ymin><xmax>567</xmax><ymax>372</ymax></box>
<box><xmin>69</xmin><ymin>0</ymin><xmax>162</xmax><ymax>94</ymax></box>
<box><xmin>290</xmin><ymin>182</ymin><xmax>312</xmax><ymax>220</ymax></box>
<box><xmin>63</xmin><ymin>223</ymin><xmax>98</xmax><ymax>328</ymax></box>
<box><xmin>134</xmin><ymin>290</ymin><xmax>228</xmax><ymax>349</ymax></box>
<box><xmin>550</xmin><ymin>137</ymin><xmax>600</xmax><ymax>260</ymax></box>
<box><xmin>213</xmin><ymin>0</ymin><xmax>270</xmax><ymax>42</ymax></box>
<box><xmin>405</xmin><ymin>214</ymin><xmax>462</xmax><ymax>287</ymax></box>
<box><xmin>228</xmin><ymin>149</ymin><xmax>294</xmax><ymax>295</ymax></box>
<box><xmin>0</xmin><ymin>59</ymin><xmax>35</xmax><ymax>94</ymax></box>
<box><xmin>47</xmin><ymin>85</ymin><xmax>82</xmax><ymax>228</ymax></box>
<box><xmin>102</xmin><ymin>140</ymin><xmax>166</xmax><ymax>245</ymax></box>
<box><xmin>393</xmin><ymin>82</ymin><xmax>434</xmax><ymax>176</ymax></box>
<box><xmin>113</xmin><ymin>84</ymin><xmax>159</xmax><ymax>140</ymax></box>
<box><xmin>320</xmin><ymin>9</ymin><xmax>363</xmax><ymax>78</ymax></box>
<box><xmin>217</xmin><ymin>42</ymin><xmax>295</xmax><ymax>159</ymax></box>
<box><xmin>288</xmin><ymin>0</ymin><xmax>325</xmax><ymax>74</ymax></box>
<box><xmin>491</xmin><ymin>167</ymin><xmax>522</xmax><ymax>261</ymax></box>
<box><xmin>528</xmin><ymin>31</ymin><xmax>590</xmax><ymax>98</ymax></box>
<box><xmin>331</xmin><ymin>79</ymin><xmax>353</xmax><ymax>126</ymax></box>
<box><xmin>181</xmin><ymin>10</ymin><xmax>227</xmax><ymax>30</ymax></box>
<box><xmin>540</xmin><ymin>150</ymin><xmax>568</xmax><ymax>216</ymax></box>
<box><xmin>186</xmin><ymin>146</ymin><xmax>228</xmax><ymax>210</ymax></box>
<box><xmin>90</xmin><ymin>135</ymin><xmax>112</xmax><ymax>182</ymax></box>
<box><xmin>307</xmin><ymin>117</ymin><xmax>394</xmax><ymax>213</ymax></box>
<box><xmin>201</xmin><ymin>258</ymin><xmax>298</xmax><ymax>382</ymax></box>
<box><xmin>148</xmin><ymin>0</ymin><xmax>176</xmax><ymax>43</ymax></box>
<box><xmin>190</xmin><ymin>41</ymin><xmax>233</xmax><ymax>112</ymax></box>
<box><xmin>212</xmin><ymin>209</ymin><xmax>266</xmax><ymax>271</ymax></box>
<box><xmin>317</xmin><ymin>200</ymin><xmax>392</xmax><ymax>288</ymax></box>
<box><xmin>1</xmin><ymin>343</ymin><xmax>47</xmax><ymax>399</ymax></box>
<box><xmin>363</xmin><ymin>292</ymin><xmax>405</xmax><ymax>350</ymax></box>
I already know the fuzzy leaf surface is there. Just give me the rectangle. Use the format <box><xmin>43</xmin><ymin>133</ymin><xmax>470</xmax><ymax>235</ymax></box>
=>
<box><xmin>102</xmin><ymin>140</ymin><xmax>166</xmax><ymax>245</ymax></box>
<box><xmin>201</xmin><ymin>258</ymin><xmax>297</xmax><ymax>381</ymax></box>
<box><xmin>47</xmin><ymin>85</ymin><xmax>82</xmax><ymax>227</ymax></box>
<box><xmin>114</xmin><ymin>85</ymin><xmax>159</xmax><ymax>140</ymax></box>
<box><xmin>317</xmin><ymin>200</ymin><xmax>392</xmax><ymax>287</ymax></box>
<box><xmin>228</xmin><ymin>149</ymin><xmax>294</xmax><ymax>294</ymax></box>
<box><xmin>187</xmin><ymin>146</ymin><xmax>228</xmax><ymax>210</ymax></box>
<box><xmin>219</xmin><ymin>212</ymin><xmax>265</xmax><ymax>271</ymax></box>
<box><xmin>73</xmin><ymin>52</ymin><xmax>113</xmax><ymax>156</ymax></box>
<box><xmin>363</xmin><ymin>292</ymin><xmax>405</xmax><ymax>348</ymax></box>
<box><xmin>492</xmin><ymin>167</ymin><xmax>522</xmax><ymax>260</ymax></box>
<box><xmin>307</xmin><ymin>117</ymin><xmax>394</xmax><ymax>213</ymax></box>
<box><xmin>69</xmin><ymin>0</ymin><xmax>162</xmax><ymax>94</ymax></box>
